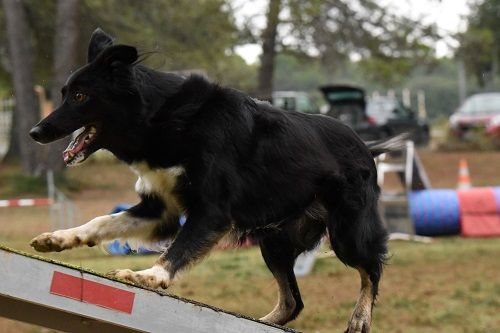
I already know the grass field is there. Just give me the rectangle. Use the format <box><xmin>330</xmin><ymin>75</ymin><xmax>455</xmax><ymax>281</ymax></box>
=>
<box><xmin>1</xmin><ymin>150</ymin><xmax>500</xmax><ymax>332</ymax></box>
<box><xmin>1</xmin><ymin>235</ymin><xmax>499</xmax><ymax>333</ymax></box>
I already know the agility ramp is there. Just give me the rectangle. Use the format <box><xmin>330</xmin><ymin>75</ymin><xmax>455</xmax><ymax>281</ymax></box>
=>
<box><xmin>0</xmin><ymin>245</ymin><xmax>296</xmax><ymax>333</ymax></box>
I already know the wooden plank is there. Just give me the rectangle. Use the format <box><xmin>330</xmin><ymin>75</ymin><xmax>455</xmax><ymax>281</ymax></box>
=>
<box><xmin>0</xmin><ymin>245</ymin><xmax>296</xmax><ymax>333</ymax></box>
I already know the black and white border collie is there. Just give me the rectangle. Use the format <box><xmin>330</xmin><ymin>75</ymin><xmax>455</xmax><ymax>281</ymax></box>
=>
<box><xmin>29</xmin><ymin>28</ymin><xmax>393</xmax><ymax>331</ymax></box>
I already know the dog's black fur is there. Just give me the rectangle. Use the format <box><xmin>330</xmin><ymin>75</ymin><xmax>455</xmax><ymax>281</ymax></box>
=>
<box><xmin>30</xmin><ymin>29</ymin><xmax>391</xmax><ymax>329</ymax></box>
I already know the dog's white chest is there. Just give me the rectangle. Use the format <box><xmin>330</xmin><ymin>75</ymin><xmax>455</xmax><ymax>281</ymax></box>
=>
<box><xmin>131</xmin><ymin>162</ymin><xmax>185</xmax><ymax>214</ymax></box>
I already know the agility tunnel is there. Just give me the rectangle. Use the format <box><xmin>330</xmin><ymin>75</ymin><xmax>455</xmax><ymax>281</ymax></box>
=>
<box><xmin>409</xmin><ymin>187</ymin><xmax>500</xmax><ymax>237</ymax></box>
<box><xmin>409</xmin><ymin>189</ymin><xmax>461</xmax><ymax>236</ymax></box>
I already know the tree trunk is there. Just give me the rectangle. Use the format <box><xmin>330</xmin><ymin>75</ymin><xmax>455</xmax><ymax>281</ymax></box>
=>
<box><xmin>256</xmin><ymin>0</ymin><xmax>281</xmax><ymax>101</ymax></box>
<box><xmin>4</xmin><ymin>103</ymin><xmax>20</xmax><ymax>162</ymax></box>
<box><xmin>2</xmin><ymin>0</ymin><xmax>40</xmax><ymax>175</ymax></box>
<box><xmin>44</xmin><ymin>0</ymin><xmax>80</xmax><ymax>173</ymax></box>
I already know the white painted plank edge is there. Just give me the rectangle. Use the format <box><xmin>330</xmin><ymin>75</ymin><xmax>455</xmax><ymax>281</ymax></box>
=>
<box><xmin>0</xmin><ymin>246</ymin><xmax>297</xmax><ymax>333</ymax></box>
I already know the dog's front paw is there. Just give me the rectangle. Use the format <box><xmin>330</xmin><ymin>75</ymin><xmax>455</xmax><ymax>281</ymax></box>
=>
<box><xmin>30</xmin><ymin>232</ymin><xmax>71</xmax><ymax>252</ymax></box>
<box><xmin>107</xmin><ymin>266</ymin><xmax>172</xmax><ymax>289</ymax></box>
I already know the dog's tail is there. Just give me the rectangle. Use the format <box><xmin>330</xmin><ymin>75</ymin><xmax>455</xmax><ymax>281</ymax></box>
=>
<box><xmin>366</xmin><ymin>133</ymin><xmax>410</xmax><ymax>157</ymax></box>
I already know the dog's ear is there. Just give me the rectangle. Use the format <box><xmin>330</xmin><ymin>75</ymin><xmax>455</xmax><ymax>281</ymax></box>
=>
<box><xmin>99</xmin><ymin>45</ymin><xmax>138</xmax><ymax>67</ymax></box>
<box><xmin>88</xmin><ymin>28</ymin><xmax>114</xmax><ymax>63</ymax></box>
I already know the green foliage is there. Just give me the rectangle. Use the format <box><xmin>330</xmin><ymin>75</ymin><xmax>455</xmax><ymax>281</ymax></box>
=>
<box><xmin>0</xmin><ymin>173</ymin><xmax>47</xmax><ymax>196</ymax></box>
<box><xmin>273</xmin><ymin>53</ymin><xmax>330</xmax><ymax>91</ymax></box>
<box><xmin>0</xmin><ymin>1</ymin><xmax>468</xmax><ymax>121</ymax></box>
<box><xmin>457</xmin><ymin>28</ymin><xmax>494</xmax><ymax>87</ymax></box>
<box><xmin>0</xmin><ymin>162</ymin><xmax>83</xmax><ymax>198</ymax></box>
<box><xmin>0</xmin><ymin>0</ymin><xmax>255</xmax><ymax>93</ymax></box>
<box><xmin>211</xmin><ymin>54</ymin><xmax>257</xmax><ymax>92</ymax></box>
<box><xmin>82</xmin><ymin>0</ymin><xmax>238</xmax><ymax>74</ymax></box>
<box><xmin>358</xmin><ymin>57</ymin><xmax>415</xmax><ymax>86</ymax></box>
<box><xmin>281</xmin><ymin>0</ymin><xmax>439</xmax><ymax>86</ymax></box>
<box><xmin>457</xmin><ymin>0</ymin><xmax>500</xmax><ymax>87</ymax></box>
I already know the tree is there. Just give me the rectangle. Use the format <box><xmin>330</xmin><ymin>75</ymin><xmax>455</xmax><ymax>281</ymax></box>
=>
<box><xmin>457</xmin><ymin>28</ymin><xmax>494</xmax><ymax>88</ymax></box>
<box><xmin>256</xmin><ymin>0</ymin><xmax>281</xmax><ymax>100</ymax></box>
<box><xmin>456</xmin><ymin>0</ymin><xmax>500</xmax><ymax>88</ymax></box>
<box><xmin>0</xmin><ymin>0</ymin><xmax>250</xmax><ymax>173</ymax></box>
<box><xmin>4</xmin><ymin>102</ymin><xmax>20</xmax><ymax>161</ymax></box>
<box><xmin>249</xmin><ymin>0</ymin><xmax>438</xmax><ymax>98</ymax></box>
<box><xmin>81</xmin><ymin>0</ymin><xmax>240</xmax><ymax>78</ymax></box>
<box><xmin>44</xmin><ymin>0</ymin><xmax>80</xmax><ymax>173</ymax></box>
<box><xmin>2</xmin><ymin>0</ymin><xmax>40</xmax><ymax>175</ymax></box>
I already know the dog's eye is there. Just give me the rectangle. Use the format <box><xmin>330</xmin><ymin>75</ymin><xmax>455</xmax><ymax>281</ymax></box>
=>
<box><xmin>74</xmin><ymin>92</ymin><xmax>87</xmax><ymax>103</ymax></box>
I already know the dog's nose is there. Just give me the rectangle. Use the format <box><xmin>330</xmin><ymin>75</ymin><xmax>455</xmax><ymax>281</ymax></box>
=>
<box><xmin>29</xmin><ymin>126</ymin><xmax>43</xmax><ymax>142</ymax></box>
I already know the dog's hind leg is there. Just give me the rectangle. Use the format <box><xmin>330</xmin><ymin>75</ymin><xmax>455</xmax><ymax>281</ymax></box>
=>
<box><xmin>326</xmin><ymin>182</ymin><xmax>387</xmax><ymax>333</ymax></box>
<box><xmin>346</xmin><ymin>267</ymin><xmax>376</xmax><ymax>333</ymax></box>
<box><xmin>258</xmin><ymin>233</ymin><xmax>304</xmax><ymax>325</ymax></box>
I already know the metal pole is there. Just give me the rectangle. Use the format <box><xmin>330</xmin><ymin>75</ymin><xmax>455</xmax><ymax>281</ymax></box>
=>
<box><xmin>47</xmin><ymin>170</ymin><xmax>58</xmax><ymax>230</ymax></box>
<box><xmin>417</xmin><ymin>90</ymin><xmax>427</xmax><ymax>119</ymax></box>
<box><xmin>402</xmin><ymin>88</ymin><xmax>411</xmax><ymax>108</ymax></box>
<box><xmin>58</xmin><ymin>193</ymin><xmax>64</xmax><ymax>230</ymax></box>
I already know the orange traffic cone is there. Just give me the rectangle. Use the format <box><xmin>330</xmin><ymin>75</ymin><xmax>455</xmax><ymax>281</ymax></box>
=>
<box><xmin>457</xmin><ymin>158</ymin><xmax>472</xmax><ymax>189</ymax></box>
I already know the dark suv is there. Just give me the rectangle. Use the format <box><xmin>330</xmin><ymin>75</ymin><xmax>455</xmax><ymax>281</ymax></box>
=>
<box><xmin>319</xmin><ymin>85</ymin><xmax>380</xmax><ymax>140</ymax></box>
<box><xmin>320</xmin><ymin>85</ymin><xmax>430</xmax><ymax>145</ymax></box>
<box><xmin>366</xmin><ymin>96</ymin><xmax>430</xmax><ymax>144</ymax></box>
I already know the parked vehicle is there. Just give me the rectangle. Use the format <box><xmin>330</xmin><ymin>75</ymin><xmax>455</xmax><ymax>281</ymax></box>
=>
<box><xmin>319</xmin><ymin>85</ymin><xmax>430</xmax><ymax>144</ymax></box>
<box><xmin>449</xmin><ymin>93</ymin><xmax>500</xmax><ymax>139</ymax></box>
<box><xmin>272</xmin><ymin>91</ymin><xmax>317</xmax><ymax>114</ymax></box>
<box><xmin>366</xmin><ymin>96</ymin><xmax>430</xmax><ymax>145</ymax></box>
<box><xmin>486</xmin><ymin>114</ymin><xmax>500</xmax><ymax>147</ymax></box>
<box><xmin>319</xmin><ymin>85</ymin><xmax>380</xmax><ymax>140</ymax></box>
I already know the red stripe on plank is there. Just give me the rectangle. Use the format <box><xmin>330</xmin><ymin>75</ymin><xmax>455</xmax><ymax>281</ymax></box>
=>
<box><xmin>50</xmin><ymin>271</ymin><xmax>135</xmax><ymax>314</ymax></box>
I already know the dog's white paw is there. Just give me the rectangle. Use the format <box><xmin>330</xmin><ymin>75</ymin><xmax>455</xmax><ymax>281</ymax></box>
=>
<box><xmin>30</xmin><ymin>231</ymin><xmax>89</xmax><ymax>252</ymax></box>
<box><xmin>107</xmin><ymin>266</ymin><xmax>172</xmax><ymax>289</ymax></box>
<box><xmin>259</xmin><ymin>297</ymin><xmax>297</xmax><ymax>325</ymax></box>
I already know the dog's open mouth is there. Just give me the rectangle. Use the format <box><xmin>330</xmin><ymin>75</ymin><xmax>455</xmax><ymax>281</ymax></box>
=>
<box><xmin>63</xmin><ymin>125</ymin><xmax>98</xmax><ymax>166</ymax></box>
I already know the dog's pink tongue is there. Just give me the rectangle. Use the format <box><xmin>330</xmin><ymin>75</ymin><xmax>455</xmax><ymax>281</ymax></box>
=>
<box><xmin>63</xmin><ymin>131</ymin><xmax>87</xmax><ymax>163</ymax></box>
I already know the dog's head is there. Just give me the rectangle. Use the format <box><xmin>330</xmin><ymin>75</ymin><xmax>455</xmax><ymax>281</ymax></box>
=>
<box><xmin>29</xmin><ymin>28</ymin><xmax>141</xmax><ymax>166</ymax></box>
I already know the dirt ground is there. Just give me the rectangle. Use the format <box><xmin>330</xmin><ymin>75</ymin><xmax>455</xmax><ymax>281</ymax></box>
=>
<box><xmin>0</xmin><ymin>149</ymin><xmax>500</xmax><ymax>332</ymax></box>
<box><xmin>382</xmin><ymin>149</ymin><xmax>500</xmax><ymax>190</ymax></box>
